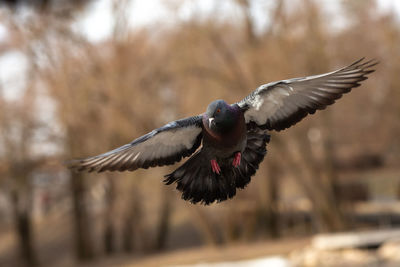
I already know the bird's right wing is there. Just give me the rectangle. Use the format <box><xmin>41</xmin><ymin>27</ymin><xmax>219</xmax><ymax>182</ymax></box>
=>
<box><xmin>68</xmin><ymin>116</ymin><xmax>203</xmax><ymax>172</ymax></box>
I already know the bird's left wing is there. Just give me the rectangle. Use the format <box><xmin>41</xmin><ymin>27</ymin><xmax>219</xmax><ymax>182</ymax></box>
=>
<box><xmin>68</xmin><ymin>116</ymin><xmax>203</xmax><ymax>172</ymax></box>
<box><xmin>237</xmin><ymin>58</ymin><xmax>378</xmax><ymax>131</ymax></box>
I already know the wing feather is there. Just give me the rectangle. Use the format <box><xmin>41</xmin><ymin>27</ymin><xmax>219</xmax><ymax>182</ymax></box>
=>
<box><xmin>68</xmin><ymin>116</ymin><xmax>203</xmax><ymax>172</ymax></box>
<box><xmin>238</xmin><ymin>58</ymin><xmax>377</xmax><ymax>131</ymax></box>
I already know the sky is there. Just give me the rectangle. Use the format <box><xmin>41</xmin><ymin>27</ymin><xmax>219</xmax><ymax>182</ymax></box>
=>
<box><xmin>77</xmin><ymin>0</ymin><xmax>400</xmax><ymax>42</ymax></box>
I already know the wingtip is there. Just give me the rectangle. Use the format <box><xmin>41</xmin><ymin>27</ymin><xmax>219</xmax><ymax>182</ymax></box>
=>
<box><xmin>64</xmin><ymin>158</ymin><xmax>93</xmax><ymax>172</ymax></box>
<box><xmin>63</xmin><ymin>159</ymin><xmax>79</xmax><ymax>171</ymax></box>
<box><xmin>365</xmin><ymin>59</ymin><xmax>380</xmax><ymax>69</ymax></box>
<box><xmin>350</xmin><ymin>57</ymin><xmax>380</xmax><ymax>69</ymax></box>
<box><xmin>349</xmin><ymin>57</ymin><xmax>365</xmax><ymax>67</ymax></box>
<box><xmin>64</xmin><ymin>159</ymin><xmax>77</xmax><ymax>169</ymax></box>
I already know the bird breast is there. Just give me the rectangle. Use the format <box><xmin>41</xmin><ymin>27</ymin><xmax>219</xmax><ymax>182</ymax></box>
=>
<box><xmin>202</xmin><ymin>112</ymin><xmax>247</xmax><ymax>156</ymax></box>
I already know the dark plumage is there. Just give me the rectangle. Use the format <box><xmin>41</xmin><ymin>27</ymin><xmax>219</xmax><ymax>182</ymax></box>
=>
<box><xmin>68</xmin><ymin>58</ymin><xmax>377</xmax><ymax>204</ymax></box>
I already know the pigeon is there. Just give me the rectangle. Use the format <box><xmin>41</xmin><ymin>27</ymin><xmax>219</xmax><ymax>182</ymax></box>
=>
<box><xmin>68</xmin><ymin>58</ymin><xmax>377</xmax><ymax>204</ymax></box>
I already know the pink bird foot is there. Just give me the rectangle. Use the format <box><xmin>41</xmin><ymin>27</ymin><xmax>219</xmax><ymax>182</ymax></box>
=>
<box><xmin>210</xmin><ymin>159</ymin><xmax>221</xmax><ymax>174</ymax></box>
<box><xmin>232</xmin><ymin>152</ymin><xmax>241</xmax><ymax>168</ymax></box>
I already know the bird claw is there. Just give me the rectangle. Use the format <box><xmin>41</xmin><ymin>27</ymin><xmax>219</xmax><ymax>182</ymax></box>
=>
<box><xmin>210</xmin><ymin>159</ymin><xmax>221</xmax><ymax>175</ymax></box>
<box><xmin>232</xmin><ymin>152</ymin><xmax>241</xmax><ymax>168</ymax></box>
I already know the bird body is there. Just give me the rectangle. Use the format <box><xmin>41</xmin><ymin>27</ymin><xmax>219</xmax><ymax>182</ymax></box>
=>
<box><xmin>68</xmin><ymin>58</ymin><xmax>377</xmax><ymax>204</ymax></box>
<box><xmin>202</xmin><ymin>101</ymin><xmax>246</xmax><ymax>157</ymax></box>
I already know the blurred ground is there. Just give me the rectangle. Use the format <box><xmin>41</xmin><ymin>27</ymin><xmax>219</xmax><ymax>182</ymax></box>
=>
<box><xmin>90</xmin><ymin>239</ymin><xmax>308</xmax><ymax>267</ymax></box>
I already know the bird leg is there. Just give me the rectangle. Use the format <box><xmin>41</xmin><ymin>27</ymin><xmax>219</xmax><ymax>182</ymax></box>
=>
<box><xmin>232</xmin><ymin>152</ymin><xmax>241</xmax><ymax>168</ymax></box>
<box><xmin>210</xmin><ymin>159</ymin><xmax>221</xmax><ymax>174</ymax></box>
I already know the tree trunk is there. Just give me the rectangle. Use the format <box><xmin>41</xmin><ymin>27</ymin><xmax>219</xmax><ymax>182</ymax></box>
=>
<box><xmin>191</xmin><ymin>207</ymin><xmax>221</xmax><ymax>246</ymax></box>
<box><xmin>296</xmin><ymin>133</ymin><xmax>346</xmax><ymax>232</ymax></box>
<box><xmin>154</xmin><ymin>190</ymin><xmax>172</xmax><ymax>251</ymax></box>
<box><xmin>263</xmin><ymin>160</ymin><xmax>280</xmax><ymax>238</ymax></box>
<box><xmin>320</xmin><ymin>111</ymin><xmax>343</xmax><ymax>210</ymax></box>
<box><xmin>103</xmin><ymin>223</ymin><xmax>114</xmax><ymax>254</ymax></box>
<box><xmin>70</xmin><ymin>172</ymin><xmax>94</xmax><ymax>261</ymax></box>
<box><xmin>11</xmin><ymin>188</ymin><xmax>38</xmax><ymax>267</ymax></box>
<box><xmin>122</xmin><ymin>192</ymin><xmax>142</xmax><ymax>253</ymax></box>
<box><xmin>122</xmin><ymin>213</ymin><xmax>134</xmax><ymax>252</ymax></box>
<box><xmin>103</xmin><ymin>176</ymin><xmax>116</xmax><ymax>254</ymax></box>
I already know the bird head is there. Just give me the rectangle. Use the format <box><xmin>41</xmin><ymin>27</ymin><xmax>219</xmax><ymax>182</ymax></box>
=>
<box><xmin>205</xmin><ymin>100</ymin><xmax>236</xmax><ymax>134</ymax></box>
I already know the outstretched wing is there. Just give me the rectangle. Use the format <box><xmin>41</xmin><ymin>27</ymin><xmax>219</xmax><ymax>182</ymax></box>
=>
<box><xmin>68</xmin><ymin>116</ymin><xmax>203</xmax><ymax>172</ymax></box>
<box><xmin>237</xmin><ymin>58</ymin><xmax>378</xmax><ymax>131</ymax></box>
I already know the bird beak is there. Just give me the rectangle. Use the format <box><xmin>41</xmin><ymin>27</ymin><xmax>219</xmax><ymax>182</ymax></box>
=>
<box><xmin>208</xmin><ymin>118</ymin><xmax>215</xmax><ymax>128</ymax></box>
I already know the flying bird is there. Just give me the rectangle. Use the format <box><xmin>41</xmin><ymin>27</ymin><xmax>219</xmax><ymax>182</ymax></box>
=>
<box><xmin>68</xmin><ymin>58</ymin><xmax>377</xmax><ymax>204</ymax></box>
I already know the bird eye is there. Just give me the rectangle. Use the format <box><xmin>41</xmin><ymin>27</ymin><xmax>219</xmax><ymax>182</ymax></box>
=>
<box><xmin>216</xmin><ymin>108</ymin><xmax>221</xmax><ymax>113</ymax></box>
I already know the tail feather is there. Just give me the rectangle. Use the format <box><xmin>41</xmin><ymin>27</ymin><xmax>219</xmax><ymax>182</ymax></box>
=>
<box><xmin>164</xmin><ymin>128</ymin><xmax>270</xmax><ymax>204</ymax></box>
<box><xmin>233</xmin><ymin>128</ymin><xmax>269</xmax><ymax>189</ymax></box>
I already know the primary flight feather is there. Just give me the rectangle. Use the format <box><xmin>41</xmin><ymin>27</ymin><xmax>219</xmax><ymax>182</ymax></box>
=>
<box><xmin>68</xmin><ymin>58</ymin><xmax>377</xmax><ymax>204</ymax></box>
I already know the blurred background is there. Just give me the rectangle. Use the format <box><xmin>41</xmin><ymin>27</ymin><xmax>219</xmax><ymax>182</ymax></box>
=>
<box><xmin>0</xmin><ymin>0</ymin><xmax>399</xmax><ymax>266</ymax></box>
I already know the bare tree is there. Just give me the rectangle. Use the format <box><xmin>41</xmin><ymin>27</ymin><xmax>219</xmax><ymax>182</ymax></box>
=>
<box><xmin>0</xmin><ymin>55</ymin><xmax>43</xmax><ymax>267</ymax></box>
